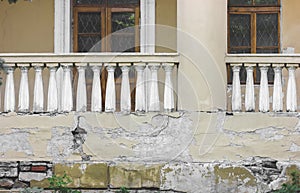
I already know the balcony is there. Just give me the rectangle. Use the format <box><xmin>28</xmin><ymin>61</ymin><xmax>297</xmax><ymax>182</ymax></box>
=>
<box><xmin>226</xmin><ymin>54</ymin><xmax>300</xmax><ymax>112</ymax></box>
<box><xmin>0</xmin><ymin>53</ymin><xmax>179</xmax><ymax>114</ymax></box>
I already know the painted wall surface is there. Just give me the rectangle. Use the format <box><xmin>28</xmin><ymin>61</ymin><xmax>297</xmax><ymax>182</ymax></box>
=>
<box><xmin>0</xmin><ymin>0</ymin><xmax>54</xmax><ymax>53</ymax></box>
<box><xmin>155</xmin><ymin>0</ymin><xmax>177</xmax><ymax>53</ymax></box>
<box><xmin>177</xmin><ymin>0</ymin><xmax>227</xmax><ymax>110</ymax></box>
<box><xmin>282</xmin><ymin>0</ymin><xmax>300</xmax><ymax>53</ymax></box>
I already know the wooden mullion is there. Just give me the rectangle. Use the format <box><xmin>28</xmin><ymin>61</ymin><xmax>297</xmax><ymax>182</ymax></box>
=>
<box><xmin>106</xmin><ymin>8</ymin><xmax>112</xmax><ymax>52</ymax></box>
<box><xmin>251</xmin><ymin>13</ymin><xmax>256</xmax><ymax>53</ymax></box>
<box><xmin>73</xmin><ymin>8</ymin><xmax>79</xmax><ymax>52</ymax></box>
<box><xmin>135</xmin><ymin>6</ymin><xmax>140</xmax><ymax>52</ymax></box>
<box><xmin>277</xmin><ymin>12</ymin><xmax>280</xmax><ymax>53</ymax></box>
<box><xmin>229</xmin><ymin>6</ymin><xmax>280</xmax><ymax>13</ymax></box>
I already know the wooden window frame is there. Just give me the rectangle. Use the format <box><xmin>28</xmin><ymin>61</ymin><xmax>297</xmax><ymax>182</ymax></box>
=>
<box><xmin>73</xmin><ymin>1</ymin><xmax>140</xmax><ymax>52</ymax></box>
<box><xmin>227</xmin><ymin>0</ymin><xmax>281</xmax><ymax>54</ymax></box>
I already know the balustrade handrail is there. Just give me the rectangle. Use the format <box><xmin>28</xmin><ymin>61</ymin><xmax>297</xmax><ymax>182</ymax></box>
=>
<box><xmin>0</xmin><ymin>53</ymin><xmax>179</xmax><ymax>114</ymax></box>
<box><xmin>0</xmin><ymin>53</ymin><xmax>179</xmax><ymax>65</ymax></box>
<box><xmin>226</xmin><ymin>54</ymin><xmax>300</xmax><ymax>64</ymax></box>
<box><xmin>226</xmin><ymin>54</ymin><xmax>300</xmax><ymax>112</ymax></box>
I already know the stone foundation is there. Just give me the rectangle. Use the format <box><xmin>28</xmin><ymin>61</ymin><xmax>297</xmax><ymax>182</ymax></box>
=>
<box><xmin>0</xmin><ymin>159</ymin><xmax>299</xmax><ymax>192</ymax></box>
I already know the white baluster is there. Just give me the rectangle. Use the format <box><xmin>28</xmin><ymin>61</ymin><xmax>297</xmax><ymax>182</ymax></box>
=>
<box><xmin>135</xmin><ymin>64</ymin><xmax>146</xmax><ymax>112</ymax></box>
<box><xmin>47</xmin><ymin>67</ymin><xmax>58</xmax><ymax>112</ymax></box>
<box><xmin>91</xmin><ymin>65</ymin><xmax>102</xmax><ymax>112</ymax></box>
<box><xmin>231</xmin><ymin>65</ymin><xmax>241</xmax><ymax>111</ymax></box>
<box><xmin>4</xmin><ymin>67</ymin><xmax>15</xmax><ymax>112</ymax></box>
<box><xmin>120</xmin><ymin>64</ymin><xmax>131</xmax><ymax>113</ymax></box>
<box><xmin>105</xmin><ymin>64</ymin><xmax>116</xmax><ymax>112</ymax></box>
<box><xmin>33</xmin><ymin>66</ymin><xmax>44</xmax><ymax>113</ymax></box>
<box><xmin>245</xmin><ymin>65</ymin><xmax>255</xmax><ymax>111</ymax></box>
<box><xmin>163</xmin><ymin>63</ymin><xmax>175</xmax><ymax>112</ymax></box>
<box><xmin>61</xmin><ymin>65</ymin><xmax>73</xmax><ymax>112</ymax></box>
<box><xmin>148</xmin><ymin>63</ymin><xmax>160</xmax><ymax>112</ymax></box>
<box><xmin>76</xmin><ymin>66</ymin><xmax>87</xmax><ymax>112</ymax></box>
<box><xmin>272</xmin><ymin>66</ymin><xmax>283</xmax><ymax>112</ymax></box>
<box><xmin>18</xmin><ymin>66</ymin><xmax>29</xmax><ymax>112</ymax></box>
<box><xmin>286</xmin><ymin>66</ymin><xmax>297</xmax><ymax>112</ymax></box>
<box><xmin>259</xmin><ymin>66</ymin><xmax>269</xmax><ymax>112</ymax></box>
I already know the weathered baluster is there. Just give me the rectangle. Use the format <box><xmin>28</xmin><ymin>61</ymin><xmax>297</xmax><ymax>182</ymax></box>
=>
<box><xmin>91</xmin><ymin>65</ymin><xmax>102</xmax><ymax>112</ymax></box>
<box><xmin>148</xmin><ymin>63</ymin><xmax>160</xmax><ymax>112</ymax></box>
<box><xmin>259</xmin><ymin>65</ymin><xmax>270</xmax><ymax>112</ymax></box>
<box><xmin>286</xmin><ymin>65</ymin><xmax>297</xmax><ymax>112</ymax></box>
<box><xmin>135</xmin><ymin>64</ymin><xmax>146</xmax><ymax>112</ymax></box>
<box><xmin>33</xmin><ymin>65</ymin><xmax>44</xmax><ymax>113</ymax></box>
<box><xmin>272</xmin><ymin>65</ymin><xmax>283</xmax><ymax>112</ymax></box>
<box><xmin>47</xmin><ymin>66</ymin><xmax>58</xmax><ymax>112</ymax></box>
<box><xmin>120</xmin><ymin>64</ymin><xmax>131</xmax><ymax>113</ymax></box>
<box><xmin>105</xmin><ymin>64</ymin><xmax>116</xmax><ymax>112</ymax></box>
<box><xmin>18</xmin><ymin>66</ymin><xmax>29</xmax><ymax>113</ymax></box>
<box><xmin>4</xmin><ymin>66</ymin><xmax>15</xmax><ymax>112</ymax></box>
<box><xmin>245</xmin><ymin>65</ymin><xmax>255</xmax><ymax>111</ymax></box>
<box><xmin>163</xmin><ymin>63</ymin><xmax>175</xmax><ymax>112</ymax></box>
<box><xmin>76</xmin><ymin>65</ymin><xmax>87</xmax><ymax>112</ymax></box>
<box><xmin>231</xmin><ymin>65</ymin><xmax>241</xmax><ymax>111</ymax></box>
<box><xmin>61</xmin><ymin>64</ymin><xmax>73</xmax><ymax>112</ymax></box>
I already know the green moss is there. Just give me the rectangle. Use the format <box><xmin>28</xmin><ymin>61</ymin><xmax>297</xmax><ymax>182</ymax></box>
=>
<box><xmin>214</xmin><ymin>166</ymin><xmax>256</xmax><ymax>186</ymax></box>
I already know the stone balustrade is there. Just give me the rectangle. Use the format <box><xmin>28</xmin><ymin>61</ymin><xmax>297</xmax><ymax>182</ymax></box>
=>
<box><xmin>226</xmin><ymin>54</ymin><xmax>300</xmax><ymax>112</ymax></box>
<box><xmin>0</xmin><ymin>53</ymin><xmax>179</xmax><ymax>113</ymax></box>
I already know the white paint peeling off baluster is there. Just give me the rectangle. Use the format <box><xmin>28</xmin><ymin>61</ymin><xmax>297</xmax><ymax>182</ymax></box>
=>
<box><xmin>286</xmin><ymin>66</ymin><xmax>297</xmax><ymax>112</ymax></box>
<box><xmin>148</xmin><ymin>63</ymin><xmax>160</xmax><ymax>112</ymax></box>
<box><xmin>91</xmin><ymin>65</ymin><xmax>102</xmax><ymax>112</ymax></box>
<box><xmin>47</xmin><ymin>67</ymin><xmax>58</xmax><ymax>112</ymax></box>
<box><xmin>4</xmin><ymin>67</ymin><xmax>15</xmax><ymax>112</ymax></box>
<box><xmin>105</xmin><ymin>64</ymin><xmax>116</xmax><ymax>112</ymax></box>
<box><xmin>135</xmin><ymin>64</ymin><xmax>146</xmax><ymax>112</ymax></box>
<box><xmin>163</xmin><ymin>63</ymin><xmax>175</xmax><ymax>112</ymax></box>
<box><xmin>245</xmin><ymin>66</ymin><xmax>255</xmax><ymax>111</ymax></box>
<box><xmin>231</xmin><ymin>65</ymin><xmax>241</xmax><ymax>111</ymax></box>
<box><xmin>61</xmin><ymin>65</ymin><xmax>73</xmax><ymax>112</ymax></box>
<box><xmin>33</xmin><ymin>66</ymin><xmax>44</xmax><ymax>113</ymax></box>
<box><xmin>120</xmin><ymin>65</ymin><xmax>131</xmax><ymax>113</ymax></box>
<box><xmin>76</xmin><ymin>66</ymin><xmax>87</xmax><ymax>112</ymax></box>
<box><xmin>272</xmin><ymin>66</ymin><xmax>283</xmax><ymax>112</ymax></box>
<box><xmin>259</xmin><ymin>66</ymin><xmax>270</xmax><ymax>112</ymax></box>
<box><xmin>18</xmin><ymin>66</ymin><xmax>29</xmax><ymax>113</ymax></box>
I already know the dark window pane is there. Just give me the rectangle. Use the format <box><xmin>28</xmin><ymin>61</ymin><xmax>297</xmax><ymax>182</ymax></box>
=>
<box><xmin>78</xmin><ymin>35</ymin><xmax>101</xmax><ymax>52</ymax></box>
<box><xmin>256</xmin><ymin>14</ymin><xmax>278</xmax><ymax>47</ymax></box>
<box><xmin>108</xmin><ymin>0</ymin><xmax>139</xmax><ymax>5</ymax></box>
<box><xmin>256</xmin><ymin>48</ymin><xmax>278</xmax><ymax>53</ymax></box>
<box><xmin>111</xmin><ymin>34</ymin><xmax>135</xmax><ymax>52</ymax></box>
<box><xmin>75</xmin><ymin>0</ymin><xmax>105</xmax><ymax>5</ymax></box>
<box><xmin>112</xmin><ymin>12</ymin><xmax>135</xmax><ymax>32</ymax></box>
<box><xmin>255</xmin><ymin>0</ymin><xmax>278</xmax><ymax>5</ymax></box>
<box><xmin>229</xmin><ymin>14</ymin><xmax>251</xmax><ymax>48</ymax></box>
<box><xmin>78</xmin><ymin>12</ymin><xmax>101</xmax><ymax>33</ymax></box>
<box><xmin>229</xmin><ymin>0</ymin><xmax>252</xmax><ymax>6</ymax></box>
<box><xmin>229</xmin><ymin>48</ymin><xmax>251</xmax><ymax>54</ymax></box>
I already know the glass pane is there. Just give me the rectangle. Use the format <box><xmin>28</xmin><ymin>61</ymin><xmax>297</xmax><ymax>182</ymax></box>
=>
<box><xmin>108</xmin><ymin>0</ymin><xmax>139</xmax><ymax>5</ymax></box>
<box><xmin>256</xmin><ymin>14</ymin><xmax>278</xmax><ymax>47</ymax></box>
<box><xmin>78</xmin><ymin>12</ymin><xmax>101</xmax><ymax>33</ymax></box>
<box><xmin>256</xmin><ymin>48</ymin><xmax>278</xmax><ymax>53</ymax></box>
<box><xmin>229</xmin><ymin>0</ymin><xmax>252</xmax><ymax>6</ymax></box>
<box><xmin>112</xmin><ymin>12</ymin><xmax>135</xmax><ymax>33</ymax></box>
<box><xmin>75</xmin><ymin>0</ymin><xmax>105</xmax><ymax>5</ymax></box>
<box><xmin>78</xmin><ymin>35</ymin><xmax>101</xmax><ymax>52</ymax></box>
<box><xmin>255</xmin><ymin>0</ymin><xmax>278</xmax><ymax>5</ymax></box>
<box><xmin>111</xmin><ymin>34</ymin><xmax>135</xmax><ymax>52</ymax></box>
<box><xmin>229</xmin><ymin>48</ymin><xmax>251</xmax><ymax>54</ymax></box>
<box><xmin>229</xmin><ymin>14</ymin><xmax>251</xmax><ymax>47</ymax></box>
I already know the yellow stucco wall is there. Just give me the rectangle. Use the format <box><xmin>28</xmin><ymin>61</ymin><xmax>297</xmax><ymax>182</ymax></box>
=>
<box><xmin>155</xmin><ymin>0</ymin><xmax>177</xmax><ymax>52</ymax></box>
<box><xmin>282</xmin><ymin>0</ymin><xmax>300</xmax><ymax>53</ymax></box>
<box><xmin>0</xmin><ymin>0</ymin><xmax>54</xmax><ymax>53</ymax></box>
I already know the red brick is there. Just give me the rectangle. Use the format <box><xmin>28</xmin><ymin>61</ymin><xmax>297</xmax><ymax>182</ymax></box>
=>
<box><xmin>31</xmin><ymin>166</ymin><xmax>47</xmax><ymax>172</ymax></box>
